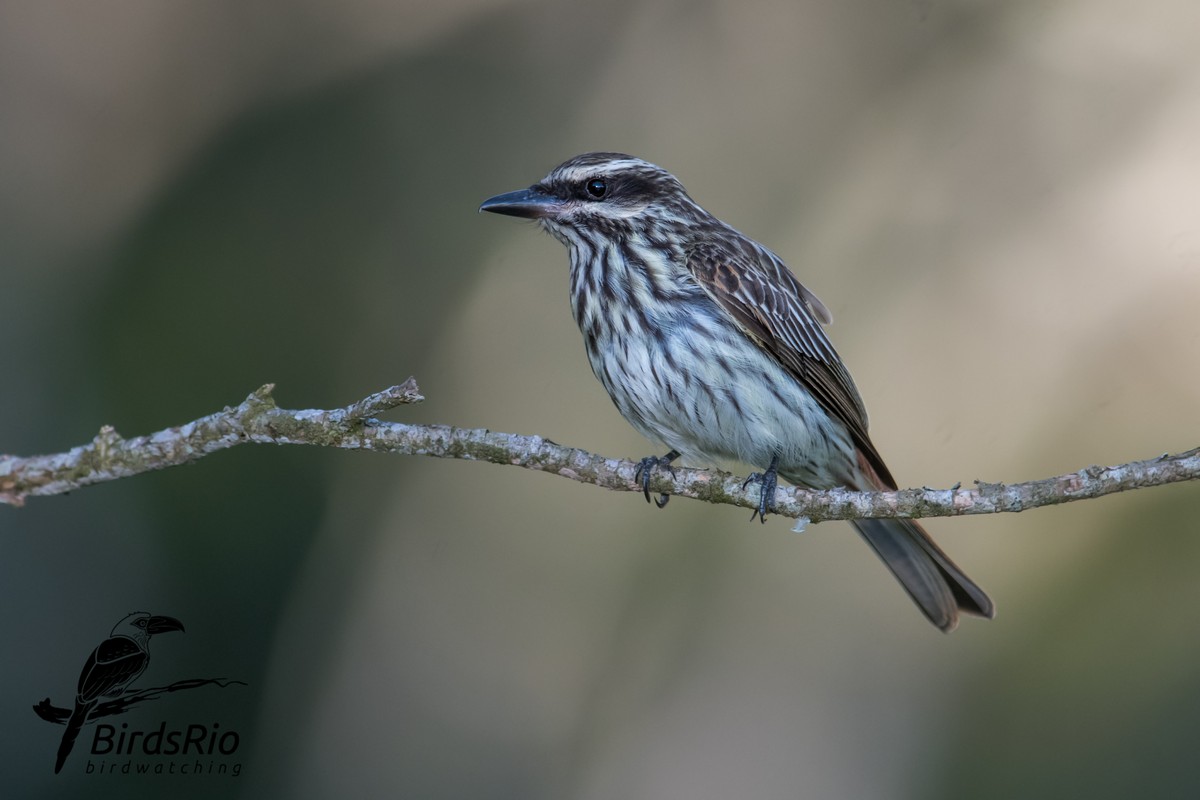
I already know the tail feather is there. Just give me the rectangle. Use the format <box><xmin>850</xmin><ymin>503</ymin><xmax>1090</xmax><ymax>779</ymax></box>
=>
<box><xmin>55</xmin><ymin>700</ymin><xmax>93</xmax><ymax>774</ymax></box>
<box><xmin>852</xmin><ymin>517</ymin><xmax>994</xmax><ymax>633</ymax></box>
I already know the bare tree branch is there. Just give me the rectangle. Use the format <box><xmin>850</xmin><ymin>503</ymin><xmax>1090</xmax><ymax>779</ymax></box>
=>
<box><xmin>2</xmin><ymin>380</ymin><xmax>1197</xmax><ymax>521</ymax></box>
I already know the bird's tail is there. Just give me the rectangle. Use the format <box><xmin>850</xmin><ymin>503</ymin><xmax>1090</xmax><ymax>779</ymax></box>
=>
<box><xmin>55</xmin><ymin>700</ymin><xmax>93</xmax><ymax>774</ymax></box>
<box><xmin>851</xmin><ymin>517</ymin><xmax>995</xmax><ymax>632</ymax></box>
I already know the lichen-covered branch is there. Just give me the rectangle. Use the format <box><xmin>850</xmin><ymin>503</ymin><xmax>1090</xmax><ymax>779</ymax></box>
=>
<box><xmin>2</xmin><ymin>380</ymin><xmax>1198</xmax><ymax>520</ymax></box>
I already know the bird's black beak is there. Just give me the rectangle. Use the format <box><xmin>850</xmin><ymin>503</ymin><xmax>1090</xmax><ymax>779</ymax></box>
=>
<box><xmin>146</xmin><ymin>615</ymin><xmax>185</xmax><ymax>635</ymax></box>
<box><xmin>479</xmin><ymin>187</ymin><xmax>562</xmax><ymax>219</ymax></box>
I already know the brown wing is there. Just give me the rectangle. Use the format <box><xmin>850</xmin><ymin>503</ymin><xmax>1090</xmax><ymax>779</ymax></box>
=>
<box><xmin>686</xmin><ymin>238</ymin><xmax>897</xmax><ymax>489</ymax></box>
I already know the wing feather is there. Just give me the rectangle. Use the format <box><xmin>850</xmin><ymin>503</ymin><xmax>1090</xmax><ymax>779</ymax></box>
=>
<box><xmin>686</xmin><ymin>238</ymin><xmax>896</xmax><ymax>488</ymax></box>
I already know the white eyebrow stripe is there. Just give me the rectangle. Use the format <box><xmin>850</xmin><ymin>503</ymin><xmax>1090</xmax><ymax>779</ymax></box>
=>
<box><xmin>552</xmin><ymin>159</ymin><xmax>651</xmax><ymax>182</ymax></box>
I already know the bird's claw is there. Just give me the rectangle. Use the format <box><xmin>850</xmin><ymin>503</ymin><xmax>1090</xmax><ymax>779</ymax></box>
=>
<box><xmin>742</xmin><ymin>455</ymin><xmax>780</xmax><ymax>523</ymax></box>
<box><xmin>634</xmin><ymin>451</ymin><xmax>679</xmax><ymax>508</ymax></box>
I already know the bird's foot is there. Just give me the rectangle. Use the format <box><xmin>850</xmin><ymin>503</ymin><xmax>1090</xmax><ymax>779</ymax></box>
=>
<box><xmin>742</xmin><ymin>454</ymin><xmax>781</xmax><ymax>523</ymax></box>
<box><xmin>634</xmin><ymin>450</ymin><xmax>680</xmax><ymax>508</ymax></box>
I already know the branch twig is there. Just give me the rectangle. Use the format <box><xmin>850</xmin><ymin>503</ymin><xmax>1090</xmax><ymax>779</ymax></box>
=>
<box><xmin>2</xmin><ymin>380</ymin><xmax>1197</xmax><ymax>520</ymax></box>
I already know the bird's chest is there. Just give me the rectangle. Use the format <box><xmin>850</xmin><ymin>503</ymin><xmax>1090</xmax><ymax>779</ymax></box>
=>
<box><xmin>566</xmin><ymin>249</ymin><xmax>836</xmax><ymax>470</ymax></box>
<box><xmin>568</xmin><ymin>259</ymin><xmax>744</xmax><ymax>449</ymax></box>
<box><xmin>568</xmin><ymin>247</ymin><xmax>691</xmax><ymax>418</ymax></box>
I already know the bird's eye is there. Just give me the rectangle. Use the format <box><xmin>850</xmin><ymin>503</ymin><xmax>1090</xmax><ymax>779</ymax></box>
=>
<box><xmin>585</xmin><ymin>178</ymin><xmax>607</xmax><ymax>198</ymax></box>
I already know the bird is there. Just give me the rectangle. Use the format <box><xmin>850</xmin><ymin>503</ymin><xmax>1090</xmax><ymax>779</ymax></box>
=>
<box><xmin>54</xmin><ymin>612</ymin><xmax>185</xmax><ymax>773</ymax></box>
<box><xmin>479</xmin><ymin>152</ymin><xmax>994</xmax><ymax>632</ymax></box>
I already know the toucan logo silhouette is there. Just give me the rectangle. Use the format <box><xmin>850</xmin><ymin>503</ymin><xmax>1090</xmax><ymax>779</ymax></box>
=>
<box><xmin>34</xmin><ymin>612</ymin><xmax>244</xmax><ymax>775</ymax></box>
<box><xmin>50</xmin><ymin>612</ymin><xmax>184</xmax><ymax>774</ymax></box>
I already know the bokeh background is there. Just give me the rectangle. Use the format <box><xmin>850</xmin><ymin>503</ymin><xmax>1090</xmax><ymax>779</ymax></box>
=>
<box><xmin>4</xmin><ymin>1</ymin><xmax>1200</xmax><ymax>797</ymax></box>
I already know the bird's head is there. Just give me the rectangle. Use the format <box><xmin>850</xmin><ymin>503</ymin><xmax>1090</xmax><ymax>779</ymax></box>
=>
<box><xmin>480</xmin><ymin>153</ymin><xmax>699</xmax><ymax>244</ymax></box>
<box><xmin>111</xmin><ymin>612</ymin><xmax>185</xmax><ymax>647</ymax></box>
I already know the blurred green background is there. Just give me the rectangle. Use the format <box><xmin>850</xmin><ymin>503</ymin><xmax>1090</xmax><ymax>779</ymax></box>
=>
<box><xmin>3</xmin><ymin>1</ymin><xmax>1200</xmax><ymax>798</ymax></box>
